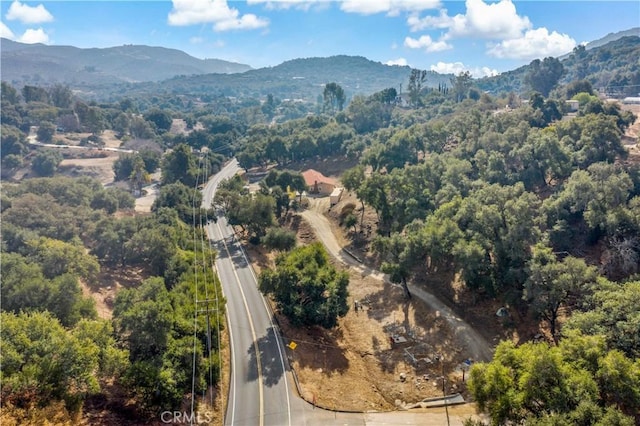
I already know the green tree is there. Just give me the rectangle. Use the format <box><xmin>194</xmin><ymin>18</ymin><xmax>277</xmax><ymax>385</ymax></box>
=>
<box><xmin>22</xmin><ymin>85</ymin><xmax>49</xmax><ymax>103</ymax></box>
<box><xmin>323</xmin><ymin>82</ymin><xmax>346</xmax><ymax>113</ymax></box>
<box><xmin>1</xmin><ymin>252</ymin><xmax>53</xmax><ymax>315</ymax></box>
<box><xmin>161</xmin><ymin>143</ymin><xmax>199</xmax><ymax>186</ymax></box>
<box><xmin>372</xmin><ymin>233</ymin><xmax>417</xmax><ymax>299</ymax></box>
<box><xmin>113</xmin><ymin>154</ymin><xmax>136</xmax><ymax>181</ymax></box>
<box><xmin>125</xmin><ymin>227</ymin><xmax>176</xmax><ymax>276</ymax></box>
<box><xmin>226</xmin><ymin>193</ymin><xmax>275</xmax><ymax>240</ymax></box>
<box><xmin>2</xmin><ymin>81</ymin><xmax>20</xmax><ymax>104</ymax></box>
<box><xmin>408</xmin><ymin>68</ymin><xmax>427</xmax><ymax>108</ymax></box>
<box><xmin>259</xmin><ymin>243</ymin><xmax>349</xmax><ymax>328</ymax></box>
<box><xmin>565</xmin><ymin>279</ymin><xmax>640</xmax><ymax>359</ymax></box>
<box><xmin>1</xmin><ymin>311</ymin><xmax>100</xmax><ymax>411</ymax></box>
<box><xmin>25</xmin><ymin>236</ymin><xmax>100</xmax><ymax>281</ymax></box>
<box><xmin>371</xmin><ymin>87</ymin><xmax>397</xmax><ymax>104</ymax></box>
<box><xmin>261</xmin><ymin>227</ymin><xmax>296</xmax><ymax>252</ymax></box>
<box><xmin>346</xmin><ymin>95</ymin><xmax>393</xmax><ymax>134</ymax></box>
<box><xmin>36</xmin><ymin>122</ymin><xmax>56</xmax><ymax>143</ymax></box>
<box><xmin>451</xmin><ymin>70</ymin><xmax>473</xmax><ymax>103</ymax></box>
<box><xmin>85</xmin><ymin>106</ymin><xmax>105</xmax><ymax>135</ymax></box>
<box><xmin>113</xmin><ymin>277</ymin><xmax>174</xmax><ymax>361</ymax></box>
<box><xmin>152</xmin><ymin>182</ymin><xmax>204</xmax><ymax>225</ymax></box>
<box><xmin>523</xmin><ymin>244</ymin><xmax>598</xmax><ymax>340</ymax></box>
<box><xmin>129</xmin><ymin>155</ymin><xmax>151</xmax><ymax>194</ymax></box>
<box><xmin>469</xmin><ymin>333</ymin><xmax>639</xmax><ymax>424</ymax></box>
<box><xmin>525</xmin><ymin>57</ymin><xmax>565</xmax><ymax>97</ymax></box>
<box><xmin>49</xmin><ymin>84</ymin><xmax>73</xmax><ymax>108</ymax></box>
<box><xmin>139</xmin><ymin>149</ymin><xmax>161</xmax><ymax>173</ymax></box>
<box><xmin>129</xmin><ymin>115</ymin><xmax>156</xmax><ymax>139</ymax></box>
<box><xmin>32</xmin><ymin>149</ymin><xmax>63</xmax><ymax>176</ymax></box>
<box><xmin>1</xmin><ymin>125</ymin><xmax>28</xmax><ymax>158</ymax></box>
<box><xmin>144</xmin><ymin>109</ymin><xmax>173</xmax><ymax>133</ymax></box>
<box><xmin>47</xmin><ymin>273</ymin><xmax>97</xmax><ymax>327</ymax></box>
<box><xmin>73</xmin><ymin>319</ymin><xmax>129</xmax><ymax>379</ymax></box>
<box><xmin>113</xmin><ymin>112</ymin><xmax>131</xmax><ymax>137</ymax></box>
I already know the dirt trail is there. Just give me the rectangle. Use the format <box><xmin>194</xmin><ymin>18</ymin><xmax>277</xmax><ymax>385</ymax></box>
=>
<box><xmin>300</xmin><ymin>207</ymin><xmax>493</xmax><ymax>362</ymax></box>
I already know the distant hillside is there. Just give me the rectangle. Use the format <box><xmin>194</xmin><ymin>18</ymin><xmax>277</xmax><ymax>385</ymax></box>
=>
<box><xmin>100</xmin><ymin>55</ymin><xmax>452</xmax><ymax>102</ymax></box>
<box><xmin>477</xmin><ymin>34</ymin><xmax>640</xmax><ymax>97</ymax></box>
<box><xmin>584</xmin><ymin>27</ymin><xmax>640</xmax><ymax>51</ymax></box>
<box><xmin>0</xmin><ymin>39</ymin><xmax>251</xmax><ymax>85</ymax></box>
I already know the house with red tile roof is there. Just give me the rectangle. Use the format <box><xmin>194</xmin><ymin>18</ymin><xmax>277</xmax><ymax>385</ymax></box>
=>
<box><xmin>301</xmin><ymin>169</ymin><xmax>336</xmax><ymax>195</ymax></box>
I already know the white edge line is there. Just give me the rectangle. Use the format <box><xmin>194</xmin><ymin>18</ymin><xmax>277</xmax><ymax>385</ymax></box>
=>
<box><xmin>217</xmin><ymin>219</ymin><xmax>265</xmax><ymax>426</ymax></box>
<box><xmin>235</xmin><ymin>230</ymin><xmax>293</xmax><ymax>426</ymax></box>
<box><xmin>208</xmin><ymin>222</ymin><xmax>236</xmax><ymax>426</ymax></box>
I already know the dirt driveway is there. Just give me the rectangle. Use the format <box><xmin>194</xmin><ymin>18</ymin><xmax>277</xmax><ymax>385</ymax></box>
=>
<box><xmin>300</xmin><ymin>199</ymin><xmax>493</xmax><ymax>362</ymax></box>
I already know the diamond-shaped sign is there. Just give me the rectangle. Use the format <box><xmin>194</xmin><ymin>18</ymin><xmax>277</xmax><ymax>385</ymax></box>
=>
<box><xmin>287</xmin><ymin>341</ymin><xmax>297</xmax><ymax>350</ymax></box>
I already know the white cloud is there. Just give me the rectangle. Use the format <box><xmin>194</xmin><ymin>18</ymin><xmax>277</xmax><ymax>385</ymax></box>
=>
<box><xmin>477</xmin><ymin>66</ymin><xmax>499</xmax><ymax>78</ymax></box>
<box><xmin>430</xmin><ymin>61</ymin><xmax>465</xmax><ymax>74</ymax></box>
<box><xmin>408</xmin><ymin>0</ymin><xmax>531</xmax><ymax>38</ymax></box>
<box><xmin>407</xmin><ymin>9</ymin><xmax>452</xmax><ymax>32</ymax></box>
<box><xmin>430</xmin><ymin>61</ymin><xmax>498</xmax><ymax>78</ymax></box>
<box><xmin>404</xmin><ymin>35</ymin><xmax>451</xmax><ymax>52</ymax></box>
<box><xmin>488</xmin><ymin>27</ymin><xmax>576</xmax><ymax>60</ymax></box>
<box><xmin>213</xmin><ymin>13</ymin><xmax>269</xmax><ymax>31</ymax></box>
<box><xmin>213</xmin><ymin>39</ymin><xmax>225</xmax><ymax>48</ymax></box>
<box><xmin>168</xmin><ymin>0</ymin><xmax>269</xmax><ymax>31</ymax></box>
<box><xmin>1</xmin><ymin>21</ymin><xmax>16</xmax><ymax>39</ymax></box>
<box><xmin>408</xmin><ymin>0</ymin><xmax>574</xmax><ymax>63</ymax></box>
<box><xmin>190</xmin><ymin>36</ymin><xmax>204</xmax><ymax>44</ymax></box>
<box><xmin>340</xmin><ymin>0</ymin><xmax>441</xmax><ymax>16</ymax></box>
<box><xmin>447</xmin><ymin>0</ymin><xmax>531</xmax><ymax>40</ymax></box>
<box><xmin>6</xmin><ymin>0</ymin><xmax>53</xmax><ymax>24</ymax></box>
<box><xmin>386</xmin><ymin>57</ymin><xmax>408</xmax><ymax>66</ymax></box>
<box><xmin>247</xmin><ymin>0</ymin><xmax>328</xmax><ymax>11</ymax></box>
<box><xmin>19</xmin><ymin>27</ymin><xmax>49</xmax><ymax>44</ymax></box>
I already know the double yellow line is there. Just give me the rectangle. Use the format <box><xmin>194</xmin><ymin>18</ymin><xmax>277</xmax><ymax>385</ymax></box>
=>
<box><xmin>217</xmin><ymin>221</ymin><xmax>264</xmax><ymax>426</ymax></box>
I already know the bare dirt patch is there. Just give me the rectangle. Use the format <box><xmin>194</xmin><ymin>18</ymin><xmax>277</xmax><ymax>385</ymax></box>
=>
<box><xmin>243</xmin><ymin>207</ymin><xmax>476</xmax><ymax>413</ymax></box>
<box><xmin>80</xmin><ymin>266</ymin><xmax>149</xmax><ymax>320</ymax></box>
<box><xmin>59</xmin><ymin>153</ymin><xmax>119</xmax><ymax>185</ymax></box>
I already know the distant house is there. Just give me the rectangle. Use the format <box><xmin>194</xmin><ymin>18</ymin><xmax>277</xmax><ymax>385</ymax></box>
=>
<box><xmin>623</xmin><ymin>97</ymin><xmax>640</xmax><ymax>105</ymax></box>
<box><xmin>566</xmin><ymin>99</ymin><xmax>580</xmax><ymax>112</ymax></box>
<box><xmin>302</xmin><ymin>169</ymin><xmax>336</xmax><ymax>195</ymax></box>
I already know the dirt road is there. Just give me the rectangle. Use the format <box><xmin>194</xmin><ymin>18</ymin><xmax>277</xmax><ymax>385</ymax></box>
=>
<box><xmin>300</xmin><ymin>207</ymin><xmax>494</xmax><ymax>362</ymax></box>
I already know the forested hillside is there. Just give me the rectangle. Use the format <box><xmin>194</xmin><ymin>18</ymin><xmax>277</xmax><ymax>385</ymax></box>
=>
<box><xmin>75</xmin><ymin>55</ymin><xmax>451</xmax><ymax>104</ymax></box>
<box><xmin>2</xmin><ymin>30</ymin><xmax>640</xmax><ymax>424</ymax></box>
<box><xmin>477</xmin><ymin>35</ymin><xmax>640</xmax><ymax>97</ymax></box>
<box><xmin>0</xmin><ymin>172</ymin><xmax>227</xmax><ymax>423</ymax></box>
<box><xmin>0</xmin><ymin>38</ymin><xmax>251</xmax><ymax>86</ymax></box>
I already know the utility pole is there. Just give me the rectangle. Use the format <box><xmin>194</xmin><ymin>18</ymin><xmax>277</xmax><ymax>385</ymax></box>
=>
<box><xmin>435</xmin><ymin>354</ymin><xmax>451</xmax><ymax>426</ymax></box>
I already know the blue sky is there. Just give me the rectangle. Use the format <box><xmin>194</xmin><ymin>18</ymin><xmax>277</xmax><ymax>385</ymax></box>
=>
<box><xmin>1</xmin><ymin>1</ymin><xmax>638</xmax><ymax>77</ymax></box>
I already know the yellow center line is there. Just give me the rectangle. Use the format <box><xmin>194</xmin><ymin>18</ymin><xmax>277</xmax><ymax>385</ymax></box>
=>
<box><xmin>217</xmin><ymin>221</ymin><xmax>264</xmax><ymax>426</ymax></box>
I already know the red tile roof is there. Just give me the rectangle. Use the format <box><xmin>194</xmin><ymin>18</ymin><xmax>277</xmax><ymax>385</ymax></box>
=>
<box><xmin>301</xmin><ymin>169</ymin><xmax>336</xmax><ymax>186</ymax></box>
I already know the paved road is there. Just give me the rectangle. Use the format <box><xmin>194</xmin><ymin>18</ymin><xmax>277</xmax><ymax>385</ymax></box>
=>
<box><xmin>203</xmin><ymin>160</ymin><xmax>480</xmax><ymax>425</ymax></box>
<box><xmin>203</xmin><ymin>160</ymin><xmax>296</xmax><ymax>426</ymax></box>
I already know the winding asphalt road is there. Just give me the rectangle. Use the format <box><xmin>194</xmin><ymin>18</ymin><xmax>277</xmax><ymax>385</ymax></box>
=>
<box><xmin>203</xmin><ymin>160</ymin><xmax>297</xmax><ymax>426</ymax></box>
<box><xmin>202</xmin><ymin>160</ymin><xmax>477</xmax><ymax>426</ymax></box>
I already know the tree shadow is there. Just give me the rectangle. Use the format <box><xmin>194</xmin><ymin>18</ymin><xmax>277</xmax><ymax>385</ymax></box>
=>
<box><xmin>276</xmin><ymin>315</ymin><xmax>350</xmax><ymax>377</ymax></box>
<box><xmin>354</xmin><ymin>277</ymin><xmax>455</xmax><ymax>376</ymax></box>
<box><xmin>246</xmin><ymin>325</ymin><xmax>288</xmax><ymax>387</ymax></box>
<box><xmin>211</xmin><ymin>236</ymin><xmax>250</xmax><ymax>269</ymax></box>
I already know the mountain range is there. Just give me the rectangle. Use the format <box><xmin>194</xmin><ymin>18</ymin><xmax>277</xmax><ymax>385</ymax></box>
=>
<box><xmin>0</xmin><ymin>38</ymin><xmax>251</xmax><ymax>85</ymax></box>
<box><xmin>1</xmin><ymin>27</ymin><xmax>638</xmax><ymax>102</ymax></box>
